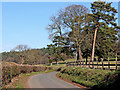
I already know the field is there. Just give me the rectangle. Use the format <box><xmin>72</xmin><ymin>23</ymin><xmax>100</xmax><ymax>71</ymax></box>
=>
<box><xmin>46</xmin><ymin>58</ymin><xmax>120</xmax><ymax>70</ymax></box>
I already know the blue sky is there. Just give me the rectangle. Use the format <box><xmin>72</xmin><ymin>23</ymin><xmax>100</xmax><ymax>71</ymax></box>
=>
<box><xmin>2</xmin><ymin>2</ymin><xmax>119</xmax><ymax>52</ymax></box>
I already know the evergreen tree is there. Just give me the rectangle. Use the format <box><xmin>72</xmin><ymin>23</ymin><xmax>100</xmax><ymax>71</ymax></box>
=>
<box><xmin>90</xmin><ymin>1</ymin><xmax>120</xmax><ymax>66</ymax></box>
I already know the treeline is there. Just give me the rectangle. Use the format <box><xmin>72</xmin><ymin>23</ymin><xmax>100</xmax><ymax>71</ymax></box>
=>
<box><xmin>2</xmin><ymin>45</ymin><xmax>73</xmax><ymax>65</ymax></box>
<box><xmin>2</xmin><ymin>49</ymin><xmax>48</xmax><ymax>65</ymax></box>
<box><xmin>41</xmin><ymin>44</ymin><xmax>75</xmax><ymax>64</ymax></box>
<box><xmin>47</xmin><ymin>1</ymin><xmax>120</xmax><ymax>63</ymax></box>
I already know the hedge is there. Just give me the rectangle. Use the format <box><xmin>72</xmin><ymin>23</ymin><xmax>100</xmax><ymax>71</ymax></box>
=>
<box><xmin>2</xmin><ymin>62</ymin><xmax>56</xmax><ymax>87</ymax></box>
<box><xmin>57</xmin><ymin>67</ymin><xmax>120</xmax><ymax>89</ymax></box>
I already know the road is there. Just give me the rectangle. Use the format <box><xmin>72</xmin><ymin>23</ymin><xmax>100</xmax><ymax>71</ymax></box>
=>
<box><xmin>28</xmin><ymin>72</ymin><xmax>83</xmax><ymax>89</ymax></box>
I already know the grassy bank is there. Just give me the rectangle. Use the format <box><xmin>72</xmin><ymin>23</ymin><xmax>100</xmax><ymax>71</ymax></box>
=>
<box><xmin>57</xmin><ymin>67</ymin><xmax>120</xmax><ymax>89</ymax></box>
<box><xmin>2</xmin><ymin>62</ymin><xmax>58</xmax><ymax>87</ymax></box>
<box><xmin>4</xmin><ymin>70</ymin><xmax>54</xmax><ymax>88</ymax></box>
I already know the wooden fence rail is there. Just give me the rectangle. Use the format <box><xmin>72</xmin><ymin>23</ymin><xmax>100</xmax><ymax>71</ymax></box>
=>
<box><xmin>66</xmin><ymin>58</ymin><xmax>120</xmax><ymax>70</ymax></box>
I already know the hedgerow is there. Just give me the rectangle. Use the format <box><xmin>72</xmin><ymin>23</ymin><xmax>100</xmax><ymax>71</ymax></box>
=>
<box><xmin>2</xmin><ymin>62</ymin><xmax>56</xmax><ymax>87</ymax></box>
<box><xmin>57</xmin><ymin>67</ymin><xmax>120</xmax><ymax>89</ymax></box>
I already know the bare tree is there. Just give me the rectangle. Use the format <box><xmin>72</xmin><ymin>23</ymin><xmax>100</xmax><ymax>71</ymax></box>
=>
<box><xmin>11</xmin><ymin>44</ymin><xmax>30</xmax><ymax>65</ymax></box>
<box><xmin>47</xmin><ymin>5</ymin><xmax>89</xmax><ymax>63</ymax></box>
<box><xmin>12</xmin><ymin>45</ymin><xmax>30</xmax><ymax>51</ymax></box>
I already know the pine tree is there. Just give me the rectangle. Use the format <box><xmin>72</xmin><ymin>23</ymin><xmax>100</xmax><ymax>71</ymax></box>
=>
<box><xmin>90</xmin><ymin>1</ymin><xmax>120</xmax><ymax>67</ymax></box>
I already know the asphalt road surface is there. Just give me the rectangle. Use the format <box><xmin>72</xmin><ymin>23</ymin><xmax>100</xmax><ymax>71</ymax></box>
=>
<box><xmin>28</xmin><ymin>72</ymin><xmax>82</xmax><ymax>89</ymax></box>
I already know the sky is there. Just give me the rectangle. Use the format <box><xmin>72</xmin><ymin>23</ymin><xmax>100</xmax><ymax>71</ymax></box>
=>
<box><xmin>2</xmin><ymin>2</ymin><xmax>119</xmax><ymax>52</ymax></box>
<box><xmin>118</xmin><ymin>1</ymin><xmax>120</xmax><ymax>26</ymax></box>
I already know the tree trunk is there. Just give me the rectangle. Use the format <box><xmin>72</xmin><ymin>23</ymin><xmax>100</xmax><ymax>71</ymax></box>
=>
<box><xmin>21</xmin><ymin>57</ymin><xmax>24</xmax><ymax>65</ymax></box>
<box><xmin>91</xmin><ymin>24</ymin><xmax>98</xmax><ymax>68</ymax></box>
<box><xmin>76</xmin><ymin>40</ymin><xmax>83</xmax><ymax>66</ymax></box>
<box><xmin>77</xmin><ymin>48</ymin><xmax>79</xmax><ymax>61</ymax></box>
<box><xmin>79</xmin><ymin>45</ymin><xmax>83</xmax><ymax>61</ymax></box>
<box><xmin>51</xmin><ymin>63</ymin><xmax>52</xmax><ymax>66</ymax></box>
<box><xmin>85</xmin><ymin>50</ymin><xmax>88</xmax><ymax>65</ymax></box>
<box><xmin>79</xmin><ymin>45</ymin><xmax>83</xmax><ymax>66</ymax></box>
<box><xmin>56</xmin><ymin>61</ymin><xmax>58</xmax><ymax>65</ymax></box>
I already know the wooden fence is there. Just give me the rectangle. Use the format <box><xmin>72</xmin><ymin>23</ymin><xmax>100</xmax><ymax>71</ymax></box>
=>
<box><xmin>66</xmin><ymin>58</ymin><xmax>120</xmax><ymax>70</ymax></box>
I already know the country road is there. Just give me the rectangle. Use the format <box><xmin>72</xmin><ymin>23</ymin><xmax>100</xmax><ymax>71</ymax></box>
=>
<box><xmin>28</xmin><ymin>72</ymin><xmax>84</xmax><ymax>89</ymax></box>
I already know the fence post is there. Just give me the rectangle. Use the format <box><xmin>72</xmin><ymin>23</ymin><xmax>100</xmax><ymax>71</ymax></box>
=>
<box><xmin>97</xmin><ymin>58</ymin><xmax>98</xmax><ymax>69</ymax></box>
<box><xmin>75</xmin><ymin>61</ymin><xmax>76</xmax><ymax>66</ymax></box>
<box><xmin>86</xmin><ymin>57</ymin><xmax>87</xmax><ymax>65</ymax></box>
<box><xmin>76</xmin><ymin>61</ymin><xmax>78</xmax><ymax>66</ymax></box>
<box><xmin>66</xmin><ymin>62</ymin><xmax>68</xmax><ymax>67</ymax></box>
<box><xmin>74</xmin><ymin>61</ymin><xmax>75</xmax><ymax>66</ymax></box>
<box><xmin>108</xmin><ymin>57</ymin><xmax>110</xmax><ymax>70</ymax></box>
<box><xmin>92</xmin><ymin>58</ymin><xmax>94</xmax><ymax>69</ymax></box>
<box><xmin>80</xmin><ymin>60</ymin><xmax>81</xmax><ymax>67</ymax></box>
<box><xmin>102</xmin><ymin>58</ymin><xmax>104</xmax><ymax>69</ymax></box>
<box><xmin>89</xmin><ymin>59</ymin><xmax>90</xmax><ymax>68</ymax></box>
<box><xmin>85</xmin><ymin>58</ymin><xmax>87</xmax><ymax>68</ymax></box>
<box><xmin>82</xmin><ymin>59</ymin><xmax>84</xmax><ymax>67</ymax></box>
<box><xmin>116</xmin><ymin>55</ymin><xmax>117</xmax><ymax>70</ymax></box>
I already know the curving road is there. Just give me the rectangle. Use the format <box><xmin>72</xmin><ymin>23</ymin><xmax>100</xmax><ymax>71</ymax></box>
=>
<box><xmin>28</xmin><ymin>72</ymin><xmax>83</xmax><ymax>89</ymax></box>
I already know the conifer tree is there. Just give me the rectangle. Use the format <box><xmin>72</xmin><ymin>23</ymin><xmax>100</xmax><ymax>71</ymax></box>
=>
<box><xmin>90</xmin><ymin>1</ymin><xmax>120</xmax><ymax>67</ymax></box>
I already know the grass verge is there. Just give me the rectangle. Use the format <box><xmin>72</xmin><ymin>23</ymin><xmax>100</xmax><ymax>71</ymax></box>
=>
<box><xmin>56</xmin><ymin>67</ymin><xmax>120</xmax><ymax>89</ymax></box>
